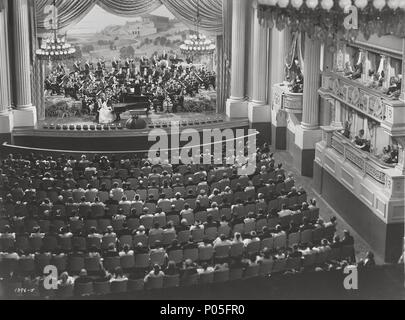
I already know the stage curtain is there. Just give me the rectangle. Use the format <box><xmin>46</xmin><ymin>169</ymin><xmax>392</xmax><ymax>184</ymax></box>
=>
<box><xmin>216</xmin><ymin>0</ymin><xmax>231</xmax><ymax>113</ymax></box>
<box><xmin>35</xmin><ymin>0</ymin><xmax>223</xmax><ymax>34</ymax></box>
<box><xmin>29</xmin><ymin>0</ymin><xmax>45</xmax><ymax>120</ymax></box>
<box><xmin>36</xmin><ymin>0</ymin><xmax>96</xmax><ymax>33</ymax></box>
<box><xmin>162</xmin><ymin>0</ymin><xmax>223</xmax><ymax>35</ymax></box>
<box><xmin>96</xmin><ymin>0</ymin><xmax>161</xmax><ymax>18</ymax></box>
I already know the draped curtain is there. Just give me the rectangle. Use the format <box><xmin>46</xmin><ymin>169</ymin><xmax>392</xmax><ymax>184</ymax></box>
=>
<box><xmin>34</xmin><ymin>0</ymin><xmax>225</xmax><ymax>114</ymax></box>
<box><xmin>35</xmin><ymin>0</ymin><xmax>96</xmax><ymax>34</ymax></box>
<box><xmin>35</xmin><ymin>0</ymin><xmax>223</xmax><ymax>35</ymax></box>
<box><xmin>162</xmin><ymin>0</ymin><xmax>222</xmax><ymax>35</ymax></box>
<box><xmin>216</xmin><ymin>0</ymin><xmax>231</xmax><ymax>113</ymax></box>
<box><xmin>285</xmin><ymin>32</ymin><xmax>305</xmax><ymax>77</ymax></box>
<box><xmin>29</xmin><ymin>0</ymin><xmax>46</xmax><ymax>120</ymax></box>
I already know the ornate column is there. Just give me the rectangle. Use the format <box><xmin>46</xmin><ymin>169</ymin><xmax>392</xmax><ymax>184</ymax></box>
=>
<box><xmin>294</xmin><ymin>34</ymin><xmax>322</xmax><ymax>177</ymax></box>
<box><xmin>246</xmin><ymin>2</ymin><xmax>255</xmax><ymax>101</ymax></box>
<box><xmin>270</xmin><ymin>28</ymin><xmax>291</xmax><ymax>150</ymax></box>
<box><xmin>248</xmin><ymin>1</ymin><xmax>269</xmax><ymax>124</ymax></box>
<box><xmin>400</xmin><ymin>38</ymin><xmax>405</xmax><ymax>102</ymax></box>
<box><xmin>301</xmin><ymin>34</ymin><xmax>321</xmax><ymax>130</ymax></box>
<box><xmin>12</xmin><ymin>0</ymin><xmax>37</xmax><ymax>127</ymax></box>
<box><xmin>0</xmin><ymin>0</ymin><xmax>13</xmax><ymax>141</ymax></box>
<box><xmin>226</xmin><ymin>0</ymin><xmax>248</xmax><ymax>118</ymax></box>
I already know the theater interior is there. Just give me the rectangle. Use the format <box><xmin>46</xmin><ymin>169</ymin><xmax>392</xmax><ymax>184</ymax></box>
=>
<box><xmin>0</xmin><ymin>0</ymin><xmax>404</xmax><ymax>300</ymax></box>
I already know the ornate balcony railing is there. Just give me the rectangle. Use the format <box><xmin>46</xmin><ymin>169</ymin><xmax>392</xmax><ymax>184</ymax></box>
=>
<box><xmin>272</xmin><ymin>83</ymin><xmax>303</xmax><ymax>114</ymax></box>
<box><xmin>330</xmin><ymin>132</ymin><xmax>394</xmax><ymax>185</ymax></box>
<box><xmin>319</xmin><ymin>71</ymin><xmax>405</xmax><ymax>136</ymax></box>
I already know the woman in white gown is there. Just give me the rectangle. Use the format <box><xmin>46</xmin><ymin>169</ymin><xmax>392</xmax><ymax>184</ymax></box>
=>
<box><xmin>98</xmin><ymin>97</ymin><xmax>116</xmax><ymax>124</ymax></box>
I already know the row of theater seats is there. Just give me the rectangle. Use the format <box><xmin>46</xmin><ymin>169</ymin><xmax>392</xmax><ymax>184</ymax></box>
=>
<box><xmin>0</xmin><ymin>190</ymin><xmax>314</xmax><ymax>230</ymax></box>
<box><xmin>1</xmin><ymin>243</ymin><xmax>356</xmax><ymax>299</ymax></box>
<box><xmin>2</xmin><ymin>189</ymin><xmax>306</xmax><ymax>218</ymax></box>
<box><xmin>1</xmin><ymin>232</ymin><xmax>351</xmax><ymax>276</ymax></box>
<box><xmin>6</xmin><ymin>162</ymin><xmax>272</xmax><ymax>184</ymax></box>
<box><xmin>5</xmin><ymin>174</ymin><xmax>293</xmax><ymax>202</ymax></box>
<box><xmin>3</xmin><ymin>190</ymin><xmax>306</xmax><ymax>219</ymax></box>
<box><xmin>0</xmin><ymin>207</ymin><xmax>321</xmax><ymax>253</ymax></box>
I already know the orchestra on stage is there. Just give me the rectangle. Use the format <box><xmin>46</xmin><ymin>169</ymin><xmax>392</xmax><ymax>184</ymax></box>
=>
<box><xmin>44</xmin><ymin>51</ymin><xmax>216</xmax><ymax>123</ymax></box>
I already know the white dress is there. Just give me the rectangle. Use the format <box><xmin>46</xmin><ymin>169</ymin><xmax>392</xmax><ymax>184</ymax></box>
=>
<box><xmin>98</xmin><ymin>100</ymin><xmax>116</xmax><ymax>124</ymax></box>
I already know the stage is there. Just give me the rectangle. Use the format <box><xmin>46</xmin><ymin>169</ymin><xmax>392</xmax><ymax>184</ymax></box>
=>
<box><xmin>10</xmin><ymin>112</ymin><xmax>250</xmax><ymax>152</ymax></box>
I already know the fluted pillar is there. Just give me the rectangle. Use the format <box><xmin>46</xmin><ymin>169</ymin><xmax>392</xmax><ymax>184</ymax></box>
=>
<box><xmin>0</xmin><ymin>0</ymin><xmax>14</xmax><ymax>140</ymax></box>
<box><xmin>270</xmin><ymin>28</ymin><xmax>291</xmax><ymax>150</ymax></box>
<box><xmin>401</xmin><ymin>39</ymin><xmax>405</xmax><ymax>102</ymax></box>
<box><xmin>12</xmin><ymin>0</ymin><xmax>37</xmax><ymax>127</ymax></box>
<box><xmin>248</xmin><ymin>1</ymin><xmax>270</xmax><ymax>124</ymax></box>
<box><xmin>301</xmin><ymin>34</ymin><xmax>321</xmax><ymax>129</ymax></box>
<box><xmin>226</xmin><ymin>0</ymin><xmax>248</xmax><ymax>118</ymax></box>
<box><xmin>250</xmin><ymin>14</ymin><xmax>267</xmax><ymax>104</ymax></box>
<box><xmin>269</xmin><ymin>27</ymin><xmax>291</xmax><ymax>100</ymax></box>
<box><xmin>293</xmin><ymin>34</ymin><xmax>322</xmax><ymax>177</ymax></box>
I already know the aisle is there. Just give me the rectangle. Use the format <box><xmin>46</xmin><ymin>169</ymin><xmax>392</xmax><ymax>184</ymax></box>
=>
<box><xmin>273</xmin><ymin>151</ymin><xmax>379</xmax><ymax>264</ymax></box>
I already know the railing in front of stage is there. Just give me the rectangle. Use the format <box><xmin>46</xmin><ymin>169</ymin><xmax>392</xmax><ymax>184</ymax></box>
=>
<box><xmin>1</xmin><ymin>130</ymin><xmax>259</xmax><ymax>158</ymax></box>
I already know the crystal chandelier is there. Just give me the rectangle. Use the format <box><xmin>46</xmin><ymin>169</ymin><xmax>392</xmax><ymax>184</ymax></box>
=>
<box><xmin>180</xmin><ymin>34</ymin><xmax>216</xmax><ymax>56</ymax></box>
<box><xmin>36</xmin><ymin>0</ymin><xmax>76</xmax><ymax>61</ymax></box>
<box><xmin>36</xmin><ymin>35</ymin><xmax>76</xmax><ymax>61</ymax></box>
<box><xmin>180</xmin><ymin>0</ymin><xmax>215</xmax><ymax>57</ymax></box>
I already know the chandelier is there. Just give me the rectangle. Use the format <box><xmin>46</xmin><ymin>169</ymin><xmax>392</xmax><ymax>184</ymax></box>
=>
<box><xmin>180</xmin><ymin>34</ymin><xmax>216</xmax><ymax>56</ymax></box>
<box><xmin>36</xmin><ymin>35</ymin><xmax>76</xmax><ymax>61</ymax></box>
<box><xmin>36</xmin><ymin>0</ymin><xmax>76</xmax><ymax>61</ymax></box>
<box><xmin>180</xmin><ymin>0</ymin><xmax>215</xmax><ymax>57</ymax></box>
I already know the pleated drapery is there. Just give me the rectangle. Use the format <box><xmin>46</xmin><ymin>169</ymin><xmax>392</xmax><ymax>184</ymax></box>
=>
<box><xmin>216</xmin><ymin>0</ymin><xmax>231</xmax><ymax>113</ymax></box>
<box><xmin>35</xmin><ymin>0</ymin><xmax>223</xmax><ymax>35</ymax></box>
<box><xmin>162</xmin><ymin>0</ymin><xmax>223</xmax><ymax>35</ymax></box>
<box><xmin>34</xmin><ymin>0</ymin><xmax>225</xmax><ymax>114</ymax></box>
<box><xmin>35</xmin><ymin>0</ymin><xmax>96</xmax><ymax>33</ymax></box>
<box><xmin>30</xmin><ymin>0</ymin><xmax>45</xmax><ymax>120</ymax></box>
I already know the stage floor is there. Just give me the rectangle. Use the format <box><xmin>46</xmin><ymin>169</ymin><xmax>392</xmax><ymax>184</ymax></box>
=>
<box><xmin>11</xmin><ymin>111</ymin><xmax>250</xmax><ymax>152</ymax></box>
<box><xmin>39</xmin><ymin>110</ymin><xmax>223</xmax><ymax>127</ymax></box>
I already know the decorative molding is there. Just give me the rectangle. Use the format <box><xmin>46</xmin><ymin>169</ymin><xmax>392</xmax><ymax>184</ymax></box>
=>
<box><xmin>375</xmin><ymin>198</ymin><xmax>387</xmax><ymax>218</ymax></box>
<box><xmin>341</xmin><ymin>168</ymin><xmax>354</xmax><ymax>190</ymax></box>
<box><xmin>360</xmin><ymin>184</ymin><xmax>374</xmax><ymax>206</ymax></box>
<box><xmin>319</xmin><ymin>72</ymin><xmax>405</xmax><ymax>138</ymax></box>
<box><xmin>316</xmin><ymin>141</ymin><xmax>404</xmax><ymax>224</ymax></box>
<box><xmin>324</xmin><ymin>155</ymin><xmax>336</xmax><ymax>174</ymax></box>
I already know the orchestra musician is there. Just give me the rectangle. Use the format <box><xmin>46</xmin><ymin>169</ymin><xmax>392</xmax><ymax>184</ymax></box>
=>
<box><xmin>73</xmin><ymin>61</ymin><xmax>81</xmax><ymax>73</ymax></box>
<box><xmin>44</xmin><ymin>51</ymin><xmax>217</xmax><ymax>121</ymax></box>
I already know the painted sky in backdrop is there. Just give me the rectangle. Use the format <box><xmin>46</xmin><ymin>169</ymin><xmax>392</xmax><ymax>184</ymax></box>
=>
<box><xmin>68</xmin><ymin>5</ymin><xmax>175</xmax><ymax>34</ymax></box>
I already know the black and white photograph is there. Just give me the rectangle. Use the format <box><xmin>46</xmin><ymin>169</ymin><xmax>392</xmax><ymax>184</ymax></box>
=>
<box><xmin>0</xmin><ymin>0</ymin><xmax>404</xmax><ymax>303</ymax></box>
